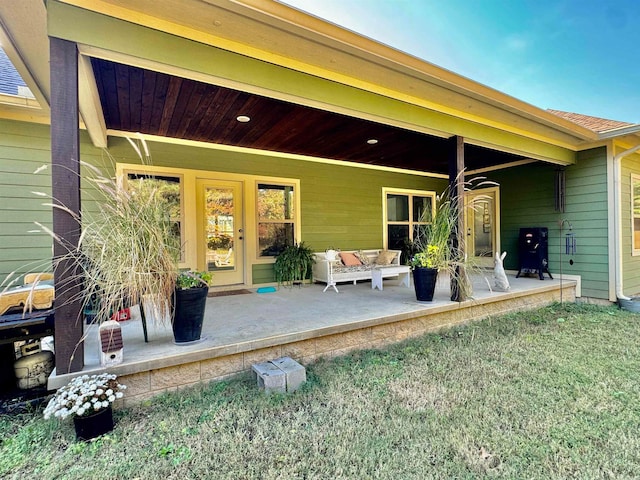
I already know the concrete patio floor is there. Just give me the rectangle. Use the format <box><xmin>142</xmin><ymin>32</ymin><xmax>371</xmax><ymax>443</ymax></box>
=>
<box><xmin>48</xmin><ymin>272</ymin><xmax>578</xmax><ymax>402</ymax></box>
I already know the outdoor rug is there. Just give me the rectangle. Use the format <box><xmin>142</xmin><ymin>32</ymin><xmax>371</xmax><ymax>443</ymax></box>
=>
<box><xmin>208</xmin><ymin>289</ymin><xmax>253</xmax><ymax>297</ymax></box>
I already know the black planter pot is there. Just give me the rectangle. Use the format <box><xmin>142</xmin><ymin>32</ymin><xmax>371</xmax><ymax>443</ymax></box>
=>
<box><xmin>413</xmin><ymin>267</ymin><xmax>438</xmax><ymax>302</ymax></box>
<box><xmin>173</xmin><ymin>287</ymin><xmax>208</xmax><ymax>344</ymax></box>
<box><xmin>73</xmin><ymin>405</ymin><xmax>114</xmax><ymax>441</ymax></box>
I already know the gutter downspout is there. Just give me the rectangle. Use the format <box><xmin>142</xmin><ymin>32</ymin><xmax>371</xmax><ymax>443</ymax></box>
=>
<box><xmin>613</xmin><ymin>144</ymin><xmax>640</xmax><ymax>301</ymax></box>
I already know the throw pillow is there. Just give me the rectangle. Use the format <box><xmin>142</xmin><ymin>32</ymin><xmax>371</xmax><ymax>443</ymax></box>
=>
<box><xmin>375</xmin><ymin>250</ymin><xmax>397</xmax><ymax>265</ymax></box>
<box><xmin>339</xmin><ymin>252</ymin><xmax>362</xmax><ymax>266</ymax></box>
<box><xmin>353</xmin><ymin>250</ymin><xmax>371</xmax><ymax>265</ymax></box>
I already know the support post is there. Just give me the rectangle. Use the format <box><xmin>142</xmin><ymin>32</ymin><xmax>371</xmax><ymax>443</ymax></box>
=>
<box><xmin>448</xmin><ymin>135</ymin><xmax>467</xmax><ymax>302</ymax></box>
<box><xmin>50</xmin><ymin>37</ymin><xmax>84</xmax><ymax>374</ymax></box>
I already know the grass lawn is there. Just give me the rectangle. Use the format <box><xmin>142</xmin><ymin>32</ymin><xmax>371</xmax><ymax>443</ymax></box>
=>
<box><xmin>2</xmin><ymin>303</ymin><xmax>640</xmax><ymax>479</ymax></box>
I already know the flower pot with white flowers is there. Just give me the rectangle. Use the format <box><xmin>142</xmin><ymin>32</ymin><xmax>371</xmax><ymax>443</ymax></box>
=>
<box><xmin>43</xmin><ymin>373</ymin><xmax>126</xmax><ymax>441</ymax></box>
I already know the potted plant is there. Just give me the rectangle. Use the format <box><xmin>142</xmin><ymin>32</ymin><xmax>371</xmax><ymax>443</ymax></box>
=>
<box><xmin>410</xmin><ymin>195</ymin><xmax>455</xmax><ymax>301</ymax></box>
<box><xmin>172</xmin><ymin>270</ymin><xmax>212</xmax><ymax>344</ymax></box>
<box><xmin>273</xmin><ymin>242</ymin><xmax>315</xmax><ymax>287</ymax></box>
<box><xmin>43</xmin><ymin>372</ymin><xmax>126</xmax><ymax>441</ymax></box>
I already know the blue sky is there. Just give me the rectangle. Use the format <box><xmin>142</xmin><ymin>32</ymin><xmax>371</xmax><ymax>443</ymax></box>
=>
<box><xmin>283</xmin><ymin>0</ymin><xmax>640</xmax><ymax>124</ymax></box>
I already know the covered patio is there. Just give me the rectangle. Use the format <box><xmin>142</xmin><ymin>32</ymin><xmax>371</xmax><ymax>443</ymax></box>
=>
<box><xmin>49</xmin><ymin>273</ymin><xmax>578</xmax><ymax>404</ymax></box>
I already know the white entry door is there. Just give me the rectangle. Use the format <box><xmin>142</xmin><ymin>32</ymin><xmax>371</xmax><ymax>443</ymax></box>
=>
<box><xmin>197</xmin><ymin>180</ymin><xmax>244</xmax><ymax>286</ymax></box>
<box><xmin>465</xmin><ymin>187</ymin><xmax>500</xmax><ymax>268</ymax></box>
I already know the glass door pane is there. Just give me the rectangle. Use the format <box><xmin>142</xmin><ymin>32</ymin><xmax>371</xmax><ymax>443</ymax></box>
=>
<box><xmin>205</xmin><ymin>187</ymin><xmax>235</xmax><ymax>270</ymax></box>
<box><xmin>199</xmin><ymin>180</ymin><xmax>244</xmax><ymax>286</ymax></box>
<box><xmin>465</xmin><ymin>189</ymin><xmax>499</xmax><ymax>268</ymax></box>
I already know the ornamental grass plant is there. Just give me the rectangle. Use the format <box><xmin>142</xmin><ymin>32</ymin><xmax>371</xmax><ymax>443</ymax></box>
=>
<box><xmin>32</xmin><ymin>138</ymin><xmax>181</xmax><ymax>325</ymax></box>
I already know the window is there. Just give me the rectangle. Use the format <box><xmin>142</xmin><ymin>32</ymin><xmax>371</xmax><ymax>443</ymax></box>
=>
<box><xmin>633</xmin><ymin>174</ymin><xmax>640</xmax><ymax>253</ymax></box>
<box><xmin>126</xmin><ymin>173</ymin><xmax>184</xmax><ymax>260</ymax></box>
<box><xmin>257</xmin><ymin>183</ymin><xmax>295</xmax><ymax>257</ymax></box>
<box><xmin>384</xmin><ymin>189</ymin><xmax>435</xmax><ymax>254</ymax></box>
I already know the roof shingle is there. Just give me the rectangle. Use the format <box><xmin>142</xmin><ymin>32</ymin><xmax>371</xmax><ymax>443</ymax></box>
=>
<box><xmin>547</xmin><ymin>109</ymin><xmax>635</xmax><ymax>133</ymax></box>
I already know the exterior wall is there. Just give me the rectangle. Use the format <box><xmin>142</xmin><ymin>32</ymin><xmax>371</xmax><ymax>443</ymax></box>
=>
<box><xmin>105</xmin><ymin>137</ymin><xmax>446</xmax><ymax>284</ymax></box>
<box><xmin>0</xmin><ymin>119</ymin><xmax>52</xmax><ymax>283</ymax></box>
<box><xmin>621</xmin><ymin>151</ymin><xmax>640</xmax><ymax>295</ymax></box>
<box><xmin>490</xmin><ymin>146</ymin><xmax>609</xmax><ymax>299</ymax></box>
<box><xmin>0</xmin><ymin>119</ymin><xmax>110</xmax><ymax>283</ymax></box>
<box><xmin>0</xmin><ymin>124</ymin><xmax>445</xmax><ymax>285</ymax></box>
<box><xmin>0</xmin><ymin>118</ymin><xmax>610</xmax><ymax>298</ymax></box>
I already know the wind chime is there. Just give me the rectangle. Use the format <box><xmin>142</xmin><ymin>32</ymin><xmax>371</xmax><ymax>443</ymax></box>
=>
<box><xmin>560</xmin><ymin>219</ymin><xmax>576</xmax><ymax>304</ymax></box>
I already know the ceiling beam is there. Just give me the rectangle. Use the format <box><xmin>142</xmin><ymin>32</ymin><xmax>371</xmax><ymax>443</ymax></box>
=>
<box><xmin>78</xmin><ymin>53</ymin><xmax>108</xmax><ymax>147</ymax></box>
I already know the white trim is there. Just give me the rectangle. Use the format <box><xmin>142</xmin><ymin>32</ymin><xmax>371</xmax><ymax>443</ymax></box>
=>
<box><xmin>598</xmin><ymin>125</ymin><xmax>640</xmax><ymax>139</ymax></box>
<box><xmin>612</xmin><ymin>142</ymin><xmax>640</xmax><ymax>301</ymax></box>
<box><xmin>107</xmin><ymin>129</ymin><xmax>448</xmax><ymax>179</ymax></box>
<box><xmin>607</xmin><ymin>143</ymin><xmax>617</xmax><ymax>302</ymax></box>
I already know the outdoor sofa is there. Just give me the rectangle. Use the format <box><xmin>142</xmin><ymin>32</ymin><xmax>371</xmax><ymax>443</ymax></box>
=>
<box><xmin>312</xmin><ymin>249</ymin><xmax>408</xmax><ymax>292</ymax></box>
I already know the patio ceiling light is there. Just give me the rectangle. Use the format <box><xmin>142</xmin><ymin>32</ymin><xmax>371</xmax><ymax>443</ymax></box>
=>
<box><xmin>367</xmin><ymin>138</ymin><xmax>378</xmax><ymax>145</ymax></box>
<box><xmin>236</xmin><ymin>115</ymin><xmax>251</xmax><ymax>123</ymax></box>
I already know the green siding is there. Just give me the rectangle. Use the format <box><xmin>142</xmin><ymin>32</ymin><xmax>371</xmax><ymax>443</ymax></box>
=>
<box><xmin>0</xmin><ymin>121</ymin><xmax>443</xmax><ymax>286</ymax></box>
<box><xmin>0</xmin><ymin>118</ymin><xmax>614</xmax><ymax>298</ymax></box>
<box><xmin>621</xmin><ymin>151</ymin><xmax>640</xmax><ymax>295</ymax></box>
<box><xmin>491</xmin><ymin>147</ymin><xmax>609</xmax><ymax>299</ymax></box>
<box><xmin>105</xmin><ymin>137</ymin><xmax>445</xmax><ymax>253</ymax></box>
<box><xmin>0</xmin><ymin>120</ymin><xmax>53</xmax><ymax>282</ymax></box>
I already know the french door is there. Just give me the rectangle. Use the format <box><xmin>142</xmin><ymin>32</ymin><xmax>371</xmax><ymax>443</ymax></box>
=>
<box><xmin>465</xmin><ymin>187</ymin><xmax>500</xmax><ymax>268</ymax></box>
<box><xmin>197</xmin><ymin>180</ymin><xmax>244</xmax><ymax>286</ymax></box>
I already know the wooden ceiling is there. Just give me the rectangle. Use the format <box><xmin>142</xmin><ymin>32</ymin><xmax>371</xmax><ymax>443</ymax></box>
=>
<box><xmin>91</xmin><ymin>58</ymin><xmax>526</xmax><ymax>175</ymax></box>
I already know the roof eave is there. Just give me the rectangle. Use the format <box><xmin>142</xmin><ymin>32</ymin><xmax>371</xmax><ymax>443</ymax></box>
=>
<box><xmin>56</xmin><ymin>0</ymin><xmax>598</xmax><ymax>145</ymax></box>
<box><xmin>597</xmin><ymin>124</ymin><xmax>640</xmax><ymax>140</ymax></box>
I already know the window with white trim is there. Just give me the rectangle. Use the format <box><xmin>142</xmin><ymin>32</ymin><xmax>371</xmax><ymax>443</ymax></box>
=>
<box><xmin>633</xmin><ymin>174</ymin><xmax>640</xmax><ymax>254</ymax></box>
<box><xmin>384</xmin><ymin>189</ymin><xmax>435</xmax><ymax>253</ymax></box>
<box><xmin>257</xmin><ymin>183</ymin><xmax>296</xmax><ymax>257</ymax></box>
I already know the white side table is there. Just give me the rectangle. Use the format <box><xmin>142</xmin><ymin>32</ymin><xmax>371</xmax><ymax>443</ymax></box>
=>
<box><xmin>371</xmin><ymin>265</ymin><xmax>411</xmax><ymax>291</ymax></box>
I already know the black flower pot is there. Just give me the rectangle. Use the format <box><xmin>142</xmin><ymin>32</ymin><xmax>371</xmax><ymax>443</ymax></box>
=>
<box><xmin>73</xmin><ymin>405</ymin><xmax>114</xmax><ymax>441</ymax></box>
<box><xmin>413</xmin><ymin>267</ymin><xmax>438</xmax><ymax>301</ymax></box>
<box><xmin>173</xmin><ymin>287</ymin><xmax>208</xmax><ymax>344</ymax></box>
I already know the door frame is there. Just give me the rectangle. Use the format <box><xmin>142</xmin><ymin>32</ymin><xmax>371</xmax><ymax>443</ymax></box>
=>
<box><xmin>196</xmin><ymin>179</ymin><xmax>245</xmax><ymax>287</ymax></box>
<box><xmin>464</xmin><ymin>186</ymin><xmax>501</xmax><ymax>267</ymax></box>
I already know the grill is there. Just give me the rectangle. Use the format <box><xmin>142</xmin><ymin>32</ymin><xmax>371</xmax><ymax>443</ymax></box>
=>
<box><xmin>516</xmin><ymin>227</ymin><xmax>553</xmax><ymax>280</ymax></box>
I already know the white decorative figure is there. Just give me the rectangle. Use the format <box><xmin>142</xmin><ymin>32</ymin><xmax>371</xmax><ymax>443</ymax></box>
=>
<box><xmin>494</xmin><ymin>251</ymin><xmax>511</xmax><ymax>292</ymax></box>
